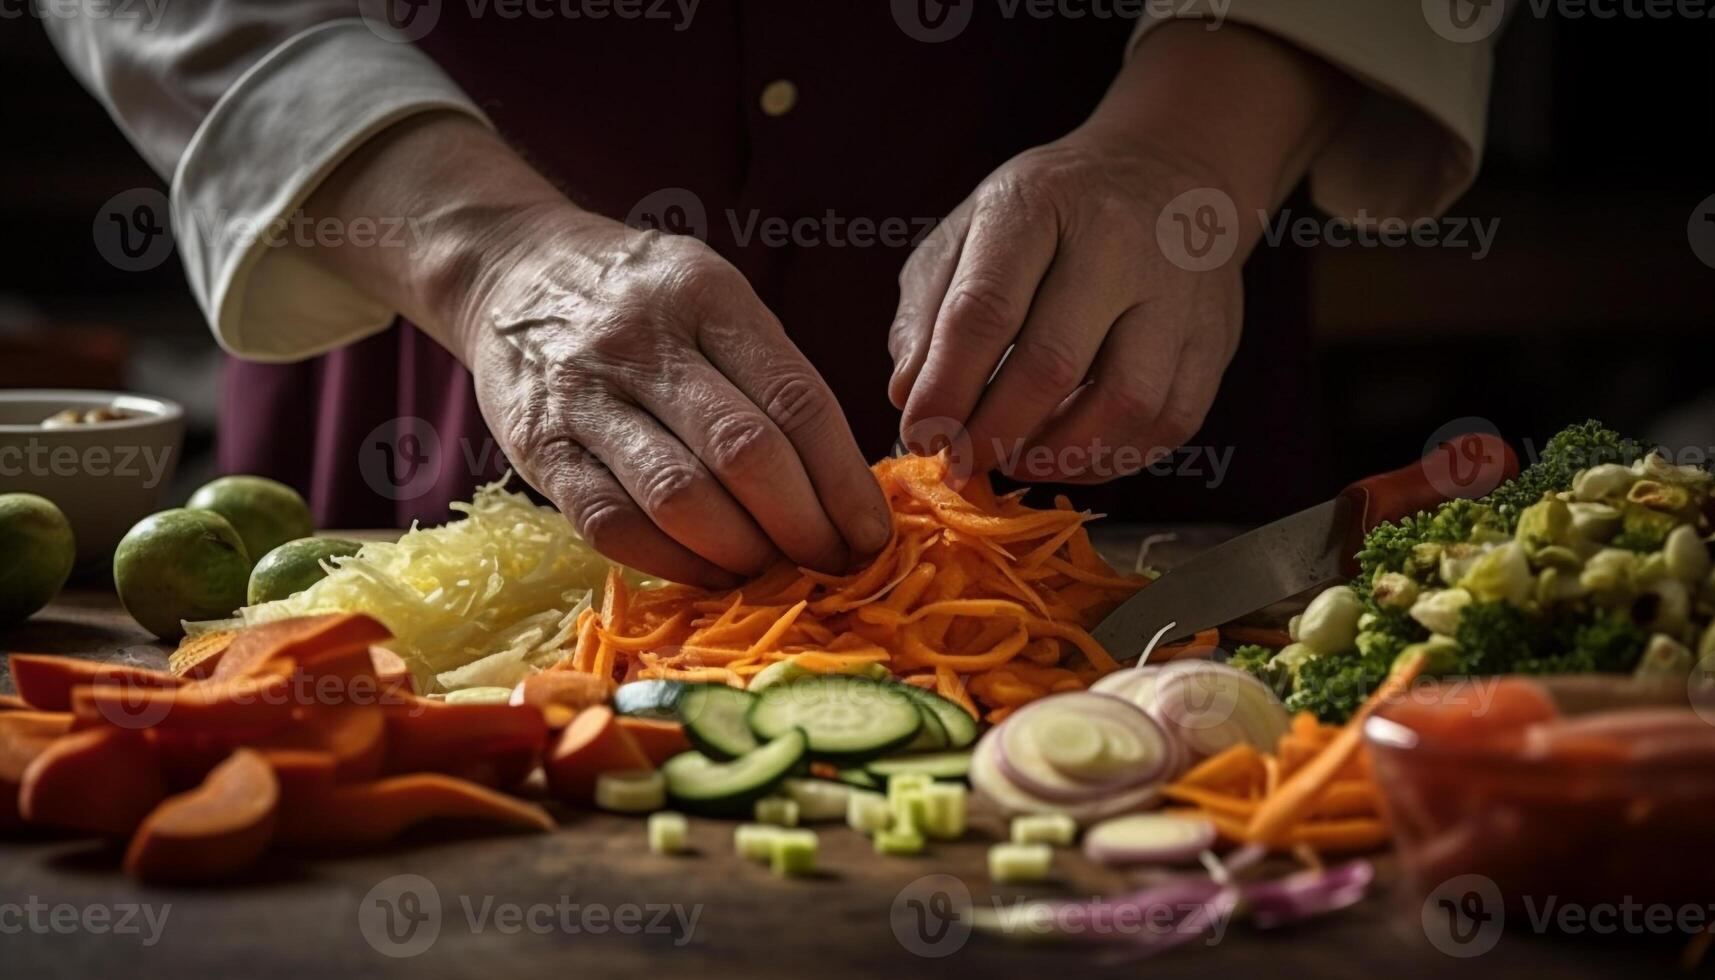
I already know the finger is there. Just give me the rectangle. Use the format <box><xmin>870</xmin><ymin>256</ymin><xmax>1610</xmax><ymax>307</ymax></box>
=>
<box><xmin>577</xmin><ymin>399</ymin><xmax>784</xmax><ymax>577</ymax></box>
<box><xmin>701</xmin><ymin>313</ymin><xmax>892</xmax><ymax>567</ymax></box>
<box><xmin>962</xmin><ymin>248</ymin><xmax>1129</xmax><ymax>472</ymax></box>
<box><xmin>1016</xmin><ymin>303</ymin><xmax>1219</xmax><ymax>483</ymax></box>
<box><xmin>888</xmin><ymin>207</ymin><xmax>968</xmax><ymax>409</ymax></box>
<box><xmin>899</xmin><ymin>186</ymin><xmax>1057</xmax><ymax>443</ymax></box>
<box><xmin>630</xmin><ymin>353</ymin><xmax>850</xmax><ymax>574</ymax></box>
<box><xmin>522</xmin><ymin>435</ymin><xmax>739</xmax><ymax>588</ymax></box>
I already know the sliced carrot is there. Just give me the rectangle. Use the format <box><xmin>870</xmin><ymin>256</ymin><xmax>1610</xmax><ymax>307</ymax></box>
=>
<box><xmin>369</xmin><ymin>646</ymin><xmax>413</xmax><ymax>693</ymax></box>
<box><xmin>1285</xmin><ymin>817</ymin><xmax>1390</xmax><ymax>854</ymax></box>
<box><xmin>0</xmin><ymin>712</ymin><xmax>75</xmax><ymax>828</ymax></box>
<box><xmin>20</xmin><ymin>727</ymin><xmax>165</xmax><ymax>837</ymax></box>
<box><xmin>512</xmin><ymin>670</ymin><xmax>613</xmax><ymax>723</ymax></box>
<box><xmin>124</xmin><ymin>748</ymin><xmax>279</xmax><ymax>883</ymax></box>
<box><xmin>616</xmin><ymin>716</ymin><xmax>692</xmax><ymax>766</ymax></box>
<box><xmin>251</xmin><ymin>706</ymin><xmax>387</xmax><ymax>782</ymax></box>
<box><xmin>9</xmin><ymin>654</ymin><xmax>184</xmax><ymax>711</ymax></box>
<box><xmin>1160</xmin><ymin>784</ymin><xmax>1260</xmax><ymax>818</ymax></box>
<box><xmin>71</xmin><ymin>659</ymin><xmax>296</xmax><ymax>733</ymax></box>
<box><xmin>382</xmin><ymin>695</ymin><xmax>547</xmax><ymax>788</ymax></box>
<box><xmin>0</xmin><ymin>693</ymin><xmax>30</xmax><ymax>711</ymax></box>
<box><xmin>212</xmin><ymin>613</ymin><xmax>391</xmax><ymax>681</ymax></box>
<box><xmin>274</xmin><ymin>773</ymin><xmax>553</xmax><ymax>847</ymax></box>
<box><xmin>255</xmin><ymin>748</ymin><xmax>339</xmax><ymax>803</ymax></box>
<box><xmin>1246</xmin><ymin>652</ymin><xmax>1429</xmax><ymax>845</ymax></box>
<box><xmin>543</xmin><ymin>705</ymin><xmax>652</xmax><ymax>803</ymax></box>
<box><xmin>1175</xmin><ymin>743</ymin><xmax>1264</xmax><ymax>791</ymax></box>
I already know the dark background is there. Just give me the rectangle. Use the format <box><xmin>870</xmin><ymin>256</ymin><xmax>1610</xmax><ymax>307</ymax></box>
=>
<box><xmin>2</xmin><ymin>11</ymin><xmax>1712</xmax><ymax>513</ymax></box>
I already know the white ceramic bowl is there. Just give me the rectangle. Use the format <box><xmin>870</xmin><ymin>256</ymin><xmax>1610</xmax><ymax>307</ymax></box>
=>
<box><xmin>0</xmin><ymin>390</ymin><xmax>185</xmax><ymax>566</ymax></box>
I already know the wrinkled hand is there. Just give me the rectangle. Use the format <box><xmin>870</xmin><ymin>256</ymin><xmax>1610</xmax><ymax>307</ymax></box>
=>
<box><xmin>888</xmin><ymin>135</ymin><xmax>1245</xmax><ymax>484</ymax></box>
<box><xmin>457</xmin><ymin>206</ymin><xmax>891</xmax><ymax>586</ymax></box>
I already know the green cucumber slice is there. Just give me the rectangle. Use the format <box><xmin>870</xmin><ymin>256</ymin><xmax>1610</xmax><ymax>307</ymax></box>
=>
<box><xmin>662</xmin><ymin>730</ymin><xmax>807</xmax><ymax>814</ymax></box>
<box><xmin>835</xmin><ymin>768</ymin><xmax>882</xmax><ymax>791</ymax></box>
<box><xmin>747</xmin><ymin>675</ymin><xmax>923</xmax><ymax>763</ymax></box>
<box><xmin>894</xmin><ymin>684</ymin><xmax>979</xmax><ymax>749</ymax></box>
<box><xmin>866</xmin><ymin>750</ymin><xmax>973</xmax><ymax>781</ymax></box>
<box><xmin>901</xmin><ymin>704</ymin><xmax>951</xmax><ymax>752</ymax></box>
<box><xmin>678</xmin><ymin>684</ymin><xmax>759</xmax><ymax>759</ymax></box>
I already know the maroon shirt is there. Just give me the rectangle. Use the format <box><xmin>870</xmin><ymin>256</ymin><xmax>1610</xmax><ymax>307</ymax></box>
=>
<box><xmin>220</xmin><ymin>2</ymin><xmax>1325</xmax><ymax>532</ymax></box>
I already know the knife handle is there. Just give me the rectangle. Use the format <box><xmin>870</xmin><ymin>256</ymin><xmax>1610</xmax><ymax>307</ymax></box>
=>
<box><xmin>1337</xmin><ymin>432</ymin><xmax>1519</xmax><ymax>577</ymax></box>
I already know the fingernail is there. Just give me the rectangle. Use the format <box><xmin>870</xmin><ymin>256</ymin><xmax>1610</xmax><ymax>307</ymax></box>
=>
<box><xmin>851</xmin><ymin>512</ymin><xmax>891</xmax><ymax>555</ymax></box>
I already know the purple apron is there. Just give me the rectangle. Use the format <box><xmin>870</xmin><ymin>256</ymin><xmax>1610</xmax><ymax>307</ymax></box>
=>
<box><xmin>220</xmin><ymin>2</ymin><xmax>1324</xmax><ymax>530</ymax></box>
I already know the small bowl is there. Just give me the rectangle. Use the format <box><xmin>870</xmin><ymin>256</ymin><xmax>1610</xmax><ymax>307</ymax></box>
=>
<box><xmin>1364</xmin><ymin>704</ymin><xmax>1715</xmax><ymax>913</ymax></box>
<box><xmin>0</xmin><ymin>389</ymin><xmax>185</xmax><ymax>566</ymax></box>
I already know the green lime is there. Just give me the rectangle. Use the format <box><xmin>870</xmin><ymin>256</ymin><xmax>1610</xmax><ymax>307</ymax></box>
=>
<box><xmin>0</xmin><ymin>493</ymin><xmax>76</xmax><ymax>628</ymax></box>
<box><xmin>113</xmin><ymin>509</ymin><xmax>251</xmax><ymax>639</ymax></box>
<box><xmin>187</xmin><ymin>475</ymin><xmax>314</xmax><ymax>565</ymax></box>
<box><xmin>248</xmin><ymin>536</ymin><xmax>361</xmax><ymax>605</ymax></box>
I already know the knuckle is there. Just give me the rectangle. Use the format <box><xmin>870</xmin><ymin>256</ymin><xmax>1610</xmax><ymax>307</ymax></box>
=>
<box><xmin>1099</xmin><ymin>382</ymin><xmax>1165</xmax><ymax>426</ymax></box>
<box><xmin>635</xmin><ymin>462</ymin><xmax>706</xmax><ymax>519</ymax></box>
<box><xmin>704</xmin><ymin>411</ymin><xmax>784</xmax><ymax>476</ymax></box>
<box><xmin>940</xmin><ymin>280</ymin><xmax>1022</xmax><ymax>345</ymax></box>
<box><xmin>1013</xmin><ymin>336</ymin><xmax>1085</xmax><ymax>393</ymax></box>
<box><xmin>1154</xmin><ymin>405</ymin><xmax>1205</xmax><ymax>447</ymax></box>
<box><xmin>572</xmin><ymin>494</ymin><xmax>638</xmax><ymax>551</ymax></box>
<box><xmin>760</xmin><ymin>374</ymin><xmax>835</xmax><ymax>437</ymax></box>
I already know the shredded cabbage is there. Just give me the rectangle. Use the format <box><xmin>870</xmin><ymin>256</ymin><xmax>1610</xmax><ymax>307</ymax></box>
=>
<box><xmin>204</xmin><ymin>475</ymin><xmax>617</xmax><ymax>693</ymax></box>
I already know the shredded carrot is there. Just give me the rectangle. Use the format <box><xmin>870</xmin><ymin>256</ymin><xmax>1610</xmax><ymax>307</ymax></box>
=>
<box><xmin>1162</xmin><ymin>654</ymin><xmax>1424</xmax><ymax>857</ymax></box>
<box><xmin>548</xmin><ymin>452</ymin><xmax>1144</xmax><ymax>716</ymax></box>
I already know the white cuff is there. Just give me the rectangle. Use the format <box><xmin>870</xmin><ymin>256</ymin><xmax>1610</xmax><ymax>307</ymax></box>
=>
<box><xmin>171</xmin><ymin>19</ymin><xmax>489</xmax><ymax>363</ymax></box>
<box><xmin>1130</xmin><ymin>2</ymin><xmax>1497</xmax><ymax>220</ymax></box>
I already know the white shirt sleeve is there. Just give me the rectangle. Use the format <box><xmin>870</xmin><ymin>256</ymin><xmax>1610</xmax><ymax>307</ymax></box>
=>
<box><xmin>45</xmin><ymin>5</ymin><xmax>488</xmax><ymax>362</ymax></box>
<box><xmin>1130</xmin><ymin>1</ymin><xmax>1503</xmax><ymax>220</ymax></box>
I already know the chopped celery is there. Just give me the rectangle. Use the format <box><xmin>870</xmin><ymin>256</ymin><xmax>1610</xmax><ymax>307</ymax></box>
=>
<box><xmin>873</xmin><ymin>826</ymin><xmax>926</xmax><ymax>856</ymax></box>
<box><xmin>595</xmin><ymin>769</ymin><xmax>666</xmax><ymax>813</ymax></box>
<box><xmin>734</xmin><ymin>824</ymin><xmax>782</xmax><ymax>862</ymax></box>
<box><xmin>770</xmin><ymin>829</ymin><xmax>819</xmax><ymax>877</ymax></box>
<box><xmin>753</xmin><ymin>796</ymin><xmax>801</xmax><ymax>827</ymax></box>
<box><xmin>988</xmin><ymin>843</ymin><xmax>1053</xmax><ymax>883</ymax></box>
<box><xmin>846</xmin><ymin>790</ymin><xmax>892</xmax><ymax>834</ymax></box>
<box><xmin>919</xmin><ymin>783</ymin><xmax>967</xmax><ymax>840</ymax></box>
<box><xmin>1011</xmin><ymin>814</ymin><xmax>1077</xmax><ymax>846</ymax></box>
<box><xmin>647</xmin><ymin>812</ymin><xmax>689</xmax><ymax>855</ymax></box>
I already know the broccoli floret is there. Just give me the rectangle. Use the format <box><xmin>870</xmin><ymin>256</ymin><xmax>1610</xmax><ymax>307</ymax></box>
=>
<box><xmin>1285</xmin><ymin>649</ymin><xmax>1391</xmax><ymax>723</ymax></box>
<box><xmin>1488</xmin><ymin>420</ymin><xmax>1641</xmax><ymax>524</ymax></box>
<box><xmin>1452</xmin><ymin>599</ymin><xmax>1648</xmax><ymax>676</ymax></box>
<box><xmin>1228</xmin><ymin>644</ymin><xmax>1274</xmax><ymax>674</ymax></box>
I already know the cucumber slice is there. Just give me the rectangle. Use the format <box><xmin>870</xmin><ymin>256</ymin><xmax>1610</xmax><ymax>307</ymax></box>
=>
<box><xmin>663</xmin><ymin>730</ymin><xmax>807</xmax><ymax>815</ymax></box>
<box><xmin>613</xmin><ymin>679</ymin><xmax>687</xmax><ymax>720</ymax></box>
<box><xmin>901</xmin><ymin>704</ymin><xmax>951</xmax><ymax>752</ymax></box>
<box><xmin>866</xmin><ymin>750</ymin><xmax>973</xmax><ymax>781</ymax></box>
<box><xmin>894</xmin><ymin>684</ymin><xmax>979</xmax><ymax>749</ymax></box>
<box><xmin>679</xmin><ymin>685</ymin><xmax>759</xmax><ymax>760</ymax></box>
<box><xmin>748</xmin><ymin>676</ymin><xmax>923</xmax><ymax>763</ymax></box>
<box><xmin>836</xmin><ymin>768</ymin><xmax>882</xmax><ymax>791</ymax></box>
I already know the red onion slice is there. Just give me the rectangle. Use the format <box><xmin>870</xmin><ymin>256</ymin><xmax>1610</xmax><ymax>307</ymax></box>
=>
<box><xmin>1242</xmin><ymin>860</ymin><xmax>1375</xmax><ymax>929</ymax></box>
<box><xmin>971</xmin><ymin>729</ymin><xmax>1162</xmax><ymax>825</ymax></box>
<box><xmin>1148</xmin><ymin>661</ymin><xmax>1291</xmax><ymax>763</ymax></box>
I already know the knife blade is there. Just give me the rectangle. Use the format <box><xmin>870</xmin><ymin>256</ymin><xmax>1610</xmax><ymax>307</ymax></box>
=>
<box><xmin>1090</xmin><ymin>497</ymin><xmax>1351</xmax><ymax>662</ymax></box>
<box><xmin>1091</xmin><ymin>431</ymin><xmax>1520</xmax><ymax>664</ymax></box>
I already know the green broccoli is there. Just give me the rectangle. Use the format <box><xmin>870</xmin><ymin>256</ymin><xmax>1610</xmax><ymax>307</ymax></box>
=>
<box><xmin>1487</xmin><ymin>420</ymin><xmax>1642</xmax><ymax>523</ymax></box>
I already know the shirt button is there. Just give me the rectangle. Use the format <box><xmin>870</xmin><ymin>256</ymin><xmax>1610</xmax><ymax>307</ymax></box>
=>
<box><xmin>760</xmin><ymin>79</ymin><xmax>798</xmax><ymax>117</ymax></box>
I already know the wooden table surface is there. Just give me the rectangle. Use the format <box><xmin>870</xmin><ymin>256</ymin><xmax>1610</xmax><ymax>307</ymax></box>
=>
<box><xmin>0</xmin><ymin>529</ymin><xmax>1689</xmax><ymax>978</ymax></box>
